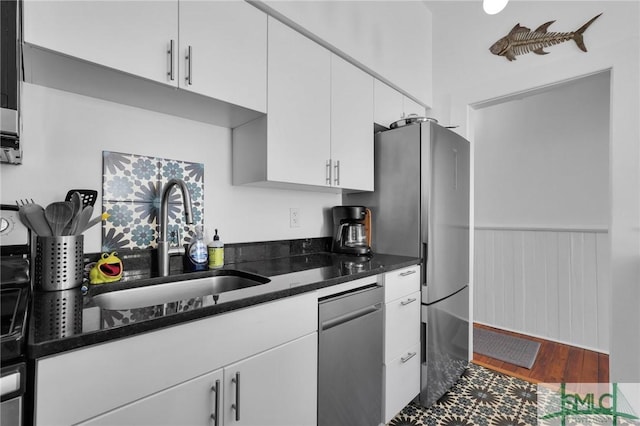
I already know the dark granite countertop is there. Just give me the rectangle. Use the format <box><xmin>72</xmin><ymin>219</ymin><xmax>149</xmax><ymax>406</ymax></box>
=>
<box><xmin>27</xmin><ymin>251</ymin><xmax>420</xmax><ymax>359</ymax></box>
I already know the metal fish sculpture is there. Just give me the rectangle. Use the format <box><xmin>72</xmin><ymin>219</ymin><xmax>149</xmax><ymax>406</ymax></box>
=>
<box><xmin>490</xmin><ymin>13</ymin><xmax>602</xmax><ymax>61</ymax></box>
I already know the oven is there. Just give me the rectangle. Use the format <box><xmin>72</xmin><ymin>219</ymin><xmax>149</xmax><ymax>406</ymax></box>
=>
<box><xmin>0</xmin><ymin>204</ymin><xmax>31</xmax><ymax>426</ymax></box>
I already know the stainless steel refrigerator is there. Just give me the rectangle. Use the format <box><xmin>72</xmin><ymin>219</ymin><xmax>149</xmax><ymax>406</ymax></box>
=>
<box><xmin>345</xmin><ymin>120</ymin><xmax>470</xmax><ymax>408</ymax></box>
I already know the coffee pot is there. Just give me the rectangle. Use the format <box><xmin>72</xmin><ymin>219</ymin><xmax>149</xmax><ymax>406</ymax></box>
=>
<box><xmin>331</xmin><ymin>206</ymin><xmax>372</xmax><ymax>255</ymax></box>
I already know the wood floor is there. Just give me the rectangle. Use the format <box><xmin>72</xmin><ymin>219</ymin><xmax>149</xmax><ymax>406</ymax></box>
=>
<box><xmin>472</xmin><ymin>323</ymin><xmax>609</xmax><ymax>385</ymax></box>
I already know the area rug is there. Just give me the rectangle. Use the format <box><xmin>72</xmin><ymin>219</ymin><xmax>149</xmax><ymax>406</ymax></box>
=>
<box><xmin>473</xmin><ymin>327</ymin><xmax>541</xmax><ymax>369</ymax></box>
<box><xmin>387</xmin><ymin>363</ymin><xmax>538</xmax><ymax>426</ymax></box>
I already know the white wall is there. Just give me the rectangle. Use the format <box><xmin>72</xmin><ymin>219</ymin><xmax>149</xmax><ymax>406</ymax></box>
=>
<box><xmin>426</xmin><ymin>0</ymin><xmax>640</xmax><ymax>382</ymax></box>
<box><xmin>474</xmin><ymin>71</ymin><xmax>610</xmax><ymax>229</ymax></box>
<box><xmin>0</xmin><ymin>84</ymin><xmax>340</xmax><ymax>252</ymax></box>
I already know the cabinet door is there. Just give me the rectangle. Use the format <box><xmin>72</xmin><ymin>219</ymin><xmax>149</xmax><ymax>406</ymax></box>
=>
<box><xmin>223</xmin><ymin>334</ymin><xmax>317</xmax><ymax>426</ymax></box>
<box><xmin>373</xmin><ymin>79</ymin><xmax>404</xmax><ymax>128</ymax></box>
<box><xmin>78</xmin><ymin>369</ymin><xmax>224</xmax><ymax>426</ymax></box>
<box><xmin>267</xmin><ymin>17</ymin><xmax>331</xmax><ymax>186</ymax></box>
<box><xmin>330</xmin><ymin>55</ymin><xmax>374</xmax><ymax>191</ymax></box>
<box><xmin>179</xmin><ymin>0</ymin><xmax>267</xmax><ymax>112</ymax></box>
<box><xmin>23</xmin><ymin>0</ymin><xmax>178</xmax><ymax>86</ymax></box>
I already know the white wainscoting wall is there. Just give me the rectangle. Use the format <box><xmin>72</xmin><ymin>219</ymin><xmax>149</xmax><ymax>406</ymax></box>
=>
<box><xmin>474</xmin><ymin>227</ymin><xmax>610</xmax><ymax>353</ymax></box>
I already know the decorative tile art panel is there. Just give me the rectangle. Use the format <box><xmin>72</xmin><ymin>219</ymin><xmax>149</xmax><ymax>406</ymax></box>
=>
<box><xmin>101</xmin><ymin>151</ymin><xmax>204</xmax><ymax>251</ymax></box>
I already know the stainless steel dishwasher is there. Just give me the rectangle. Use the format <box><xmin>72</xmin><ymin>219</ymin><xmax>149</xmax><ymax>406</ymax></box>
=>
<box><xmin>318</xmin><ymin>283</ymin><xmax>384</xmax><ymax>426</ymax></box>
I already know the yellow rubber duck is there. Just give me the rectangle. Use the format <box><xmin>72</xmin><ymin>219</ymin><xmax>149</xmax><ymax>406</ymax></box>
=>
<box><xmin>89</xmin><ymin>252</ymin><xmax>123</xmax><ymax>284</ymax></box>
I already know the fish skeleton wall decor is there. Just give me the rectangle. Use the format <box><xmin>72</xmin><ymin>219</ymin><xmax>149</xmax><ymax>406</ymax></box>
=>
<box><xmin>490</xmin><ymin>13</ymin><xmax>602</xmax><ymax>61</ymax></box>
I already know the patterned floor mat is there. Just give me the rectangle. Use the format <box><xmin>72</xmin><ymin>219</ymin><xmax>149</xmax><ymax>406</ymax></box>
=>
<box><xmin>388</xmin><ymin>363</ymin><xmax>538</xmax><ymax>426</ymax></box>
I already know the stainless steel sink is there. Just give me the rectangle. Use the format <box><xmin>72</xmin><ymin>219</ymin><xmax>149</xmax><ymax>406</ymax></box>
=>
<box><xmin>92</xmin><ymin>270</ymin><xmax>270</xmax><ymax>310</ymax></box>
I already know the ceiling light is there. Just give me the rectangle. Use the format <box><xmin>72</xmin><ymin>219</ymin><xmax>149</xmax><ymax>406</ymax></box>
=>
<box><xmin>483</xmin><ymin>0</ymin><xmax>509</xmax><ymax>15</ymax></box>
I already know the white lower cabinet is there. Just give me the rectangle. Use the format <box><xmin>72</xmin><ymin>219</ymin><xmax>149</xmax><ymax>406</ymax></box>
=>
<box><xmin>222</xmin><ymin>334</ymin><xmax>317</xmax><ymax>426</ymax></box>
<box><xmin>383</xmin><ymin>265</ymin><xmax>421</xmax><ymax>423</ymax></box>
<box><xmin>34</xmin><ymin>292</ymin><xmax>317</xmax><ymax>426</ymax></box>
<box><xmin>78</xmin><ymin>334</ymin><xmax>317</xmax><ymax>426</ymax></box>
<box><xmin>78</xmin><ymin>369</ymin><xmax>225</xmax><ymax>426</ymax></box>
<box><xmin>384</xmin><ymin>342</ymin><xmax>421</xmax><ymax>423</ymax></box>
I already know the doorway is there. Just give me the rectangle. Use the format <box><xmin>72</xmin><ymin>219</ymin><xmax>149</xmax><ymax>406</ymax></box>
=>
<box><xmin>471</xmin><ymin>71</ymin><xmax>611</xmax><ymax>370</ymax></box>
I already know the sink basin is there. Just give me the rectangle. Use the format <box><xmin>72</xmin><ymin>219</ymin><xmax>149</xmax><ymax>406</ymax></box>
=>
<box><xmin>92</xmin><ymin>270</ymin><xmax>270</xmax><ymax>310</ymax></box>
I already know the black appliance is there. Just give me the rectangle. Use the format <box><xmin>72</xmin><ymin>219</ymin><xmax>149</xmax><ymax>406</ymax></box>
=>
<box><xmin>0</xmin><ymin>204</ymin><xmax>31</xmax><ymax>426</ymax></box>
<box><xmin>331</xmin><ymin>206</ymin><xmax>372</xmax><ymax>256</ymax></box>
<box><xmin>1</xmin><ymin>0</ymin><xmax>22</xmax><ymax>164</ymax></box>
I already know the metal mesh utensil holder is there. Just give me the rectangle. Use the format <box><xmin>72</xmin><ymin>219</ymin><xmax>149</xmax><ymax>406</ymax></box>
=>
<box><xmin>35</xmin><ymin>235</ymin><xmax>84</xmax><ymax>291</ymax></box>
<box><xmin>33</xmin><ymin>289</ymin><xmax>83</xmax><ymax>340</ymax></box>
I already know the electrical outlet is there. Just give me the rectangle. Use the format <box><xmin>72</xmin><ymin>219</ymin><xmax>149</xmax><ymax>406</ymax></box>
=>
<box><xmin>290</xmin><ymin>208</ymin><xmax>300</xmax><ymax>228</ymax></box>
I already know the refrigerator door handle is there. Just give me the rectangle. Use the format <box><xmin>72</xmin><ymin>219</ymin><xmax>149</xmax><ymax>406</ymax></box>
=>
<box><xmin>421</xmin><ymin>242</ymin><xmax>428</xmax><ymax>287</ymax></box>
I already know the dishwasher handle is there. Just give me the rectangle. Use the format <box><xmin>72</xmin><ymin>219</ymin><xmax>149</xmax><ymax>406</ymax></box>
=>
<box><xmin>321</xmin><ymin>303</ymin><xmax>382</xmax><ymax>331</ymax></box>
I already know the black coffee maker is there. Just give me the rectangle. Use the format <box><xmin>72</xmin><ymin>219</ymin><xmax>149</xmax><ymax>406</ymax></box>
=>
<box><xmin>331</xmin><ymin>206</ymin><xmax>372</xmax><ymax>256</ymax></box>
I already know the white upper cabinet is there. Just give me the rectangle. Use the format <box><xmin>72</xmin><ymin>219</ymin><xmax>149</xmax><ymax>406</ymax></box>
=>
<box><xmin>23</xmin><ymin>0</ymin><xmax>267</xmax><ymax>114</ymax></box>
<box><xmin>178</xmin><ymin>1</ymin><xmax>267</xmax><ymax>112</ymax></box>
<box><xmin>257</xmin><ymin>0</ymin><xmax>432</xmax><ymax>106</ymax></box>
<box><xmin>374</xmin><ymin>79</ymin><xmax>404</xmax><ymax>128</ymax></box>
<box><xmin>233</xmin><ymin>19</ymin><xmax>374</xmax><ymax>192</ymax></box>
<box><xmin>23</xmin><ymin>0</ymin><xmax>178</xmax><ymax>86</ymax></box>
<box><xmin>266</xmin><ymin>17</ymin><xmax>331</xmax><ymax>187</ymax></box>
<box><xmin>374</xmin><ymin>79</ymin><xmax>426</xmax><ymax>129</ymax></box>
<box><xmin>330</xmin><ymin>55</ymin><xmax>374</xmax><ymax>191</ymax></box>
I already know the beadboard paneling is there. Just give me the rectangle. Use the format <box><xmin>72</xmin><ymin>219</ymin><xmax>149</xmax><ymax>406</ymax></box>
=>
<box><xmin>474</xmin><ymin>228</ymin><xmax>610</xmax><ymax>353</ymax></box>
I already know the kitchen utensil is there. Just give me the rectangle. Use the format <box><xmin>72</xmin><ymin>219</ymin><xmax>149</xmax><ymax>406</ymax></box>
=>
<box><xmin>70</xmin><ymin>192</ymin><xmax>82</xmax><ymax>216</ymax></box>
<box><xmin>44</xmin><ymin>202</ymin><xmax>74</xmax><ymax>236</ymax></box>
<box><xmin>18</xmin><ymin>203</ymin><xmax>52</xmax><ymax>236</ymax></box>
<box><xmin>81</xmin><ymin>212</ymin><xmax>109</xmax><ymax>233</ymax></box>
<box><xmin>65</xmin><ymin>189</ymin><xmax>98</xmax><ymax>208</ymax></box>
<box><xmin>16</xmin><ymin>209</ymin><xmax>35</xmax><ymax>234</ymax></box>
<box><xmin>389</xmin><ymin>115</ymin><xmax>438</xmax><ymax>129</ymax></box>
<box><xmin>63</xmin><ymin>192</ymin><xmax>83</xmax><ymax>235</ymax></box>
<box><xmin>35</xmin><ymin>235</ymin><xmax>84</xmax><ymax>291</ymax></box>
<box><xmin>16</xmin><ymin>198</ymin><xmax>35</xmax><ymax>206</ymax></box>
<box><xmin>74</xmin><ymin>205</ymin><xmax>93</xmax><ymax>235</ymax></box>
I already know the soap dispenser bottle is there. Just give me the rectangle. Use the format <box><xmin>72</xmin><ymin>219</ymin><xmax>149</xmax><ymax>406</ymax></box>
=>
<box><xmin>208</xmin><ymin>229</ymin><xmax>224</xmax><ymax>269</ymax></box>
<box><xmin>185</xmin><ymin>225</ymin><xmax>208</xmax><ymax>272</ymax></box>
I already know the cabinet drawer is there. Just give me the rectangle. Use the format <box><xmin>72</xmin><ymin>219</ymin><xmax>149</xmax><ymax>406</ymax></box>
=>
<box><xmin>384</xmin><ymin>291</ymin><xmax>420</xmax><ymax>362</ymax></box>
<box><xmin>383</xmin><ymin>343</ymin><xmax>420</xmax><ymax>423</ymax></box>
<box><xmin>384</xmin><ymin>265</ymin><xmax>420</xmax><ymax>302</ymax></box>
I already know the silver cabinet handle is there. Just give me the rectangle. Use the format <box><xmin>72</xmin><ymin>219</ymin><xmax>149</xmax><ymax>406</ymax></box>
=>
<box><xmin>185</xmin><ymin>45</ymin><xmax>193</xmax><ymax>85</ymax></box>
<box><xmin>167</xmin><ymin>39</ymin><xmax>175</xmax><ymax>81</ymax></box>
<box><xmin>401</xmin><ymin>352</ymin><xmax>417</xmax><ymax>363</ymax></box>
<box><xmin>400</xmin><ymin>297</ymin><xmax>417</xmax><ymax>306</ymax></box>
<box><xmin>232</xmin><ymin>372</ymin><xmax>240</xmax><ymax>421</ymax></box>
<box><xmin>334</xmin><ymin>160</ymin><xmax>340</xmax><ymax>186</ymax></box>
<box><xmin>400</xmin><ymin>269</ymin><xmax>417</xmax><ymax>277</ymax></box>
<box><xmin>325</xmin><ymin>160</ymin><xmax>332</xmax><ymax>185</ymax></box>
<box><xmin>210</xmin><ymin>379</ymin><xmax>220</xmax><ymax>426</ymax></box>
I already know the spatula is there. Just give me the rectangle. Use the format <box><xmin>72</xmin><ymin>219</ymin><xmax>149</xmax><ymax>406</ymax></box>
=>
<box><xmin>74</xmin><ymin>205</ymin><xmax>93</xmax><ymax>235</ymax></box>
<box><xmin>45</xmin><ymin>202</ymin><xmax>74</xmax><ymax>236</ymax></box>
<box><xmin>19</xmin><ymin>203</ymin><xmax>53</xmax><ymax>236</ymax></box>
